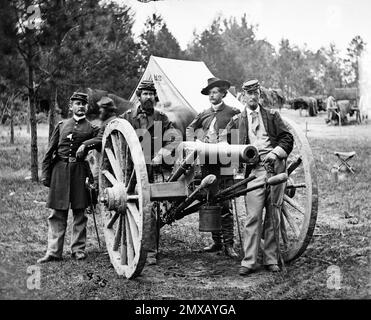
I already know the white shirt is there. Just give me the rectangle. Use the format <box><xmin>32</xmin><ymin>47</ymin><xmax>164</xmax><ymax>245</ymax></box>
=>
<box><xmin>73</xmin><ymin>115</ymin><xmax>86</xmax><ymax>122</ymax></box>
<box><xmin>206</xmin><ymin>102</ymin><xmax>224</xmax><ymax>143</ymax></box>
<box><xmin>245</xmin><ymin>105</ymin><xmax>272</xmax><ymax>157</ymax></box>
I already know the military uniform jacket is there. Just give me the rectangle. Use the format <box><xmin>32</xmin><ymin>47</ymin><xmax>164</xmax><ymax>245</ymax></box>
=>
<box><xmin>42</xmin><ymin>117</ymin><xmax>99</xmax><ymax>210</ymax></box>
<box><xmin>186</xmin><ymin>102</ymin><xmax>240</xmax><ymax>141</ymax></box>
<box><xmin>119</xmin><ymin>106</ymin><xmax>174</xmax><ymax>161</ymax></box>
<box><xmin>221</xmin><ymin>104</ymin><xmax>294</xmax><ymax>156</ymax></box>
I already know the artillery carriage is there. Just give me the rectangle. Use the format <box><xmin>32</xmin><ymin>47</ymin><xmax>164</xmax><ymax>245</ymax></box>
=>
<box><xmin>96</xmin><ymin>115</ymin><xmax>318</xmax><ymax>279</ymax></box>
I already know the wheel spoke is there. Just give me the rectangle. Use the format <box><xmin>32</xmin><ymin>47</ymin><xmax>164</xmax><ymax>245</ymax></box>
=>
<box><xmin>120</xmin><ymin>215</ymin><xmax>127</xmax><ymax>265</ymax></box>
<box><xmin>280</xmin><ymin>212</ymin><xmax>288</xmax><ymax>250</ymax></box>
<box><xmin>124</xmin><ymin>144</ymin><xmax>129</xmax><ymax>185</ymax></box>
<box><xmin>127</xmin><ymin>202</ymin><xmax>140</xmax><ymax>227</ymax></box>
<box><xmin>102</xmin><ymin>169</ymin><xmax>118</xmax><ymax>186</ymax></box>
<box><xmin>125</xmin><ymin>214</ymin><xmax>135</xmax><ymax>264</ymax></box>
<box><xmin>126</xmin><ymin>212</ymin><xmax>139</xmax><ymax>254</ymax></box>
<box><xmin>126</xmin><ymin>169</ymin><xmax>136</xmax><ymax>193</ymax></box>
<box><xmin>107</xmin><ymin>210</ymin><xmax>120</xmax><ymax>229</ymax></box>
<box><xmin>282</xmin><ymin>204</ymin><xmax>300</xmax><ymax>238</ymax></box>
<box><xmin>127</xmin><ymin>195</ymin><xmax>139</xmax><ymax>201</ymax></box>
<box><xmin>111</xmin><ymin>133</ymin><xmax>123</xmax><ymax>167</ymax></box>
<box><xmin>113</xmin><ymin>213</ymin><xmax>123</xmax><ymax>251</ymax></box>
<box><xmin>105</xmin><ymin>147</ymin><xmax>124</xmax><ymax>182</ymax></box>
<box><xmin>283</xmin><ymin>194</ymin><xmax>305</xmax><ymax>215</ymax></box>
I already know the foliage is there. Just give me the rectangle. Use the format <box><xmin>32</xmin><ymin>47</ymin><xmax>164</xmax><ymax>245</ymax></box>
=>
<box><xmin>343</xmin><ymin>35</ymin><xmax>366</xmax><ymax>86</ymax></box>
<box><xmin>139</xmin><ymin>13</ymin><xmax>183</xmax><ymax>64</ymax></box>
<box><xmin>186</xmin><ymin>15</ymin><xmax>365</xmax><ymax>98</ymax></box>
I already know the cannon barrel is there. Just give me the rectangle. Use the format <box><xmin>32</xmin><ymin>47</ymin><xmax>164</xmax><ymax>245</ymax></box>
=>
<box><xmin>178</xmin><ymin>141</ymin><xmax>259</xmax><ymax>166</ymax></box>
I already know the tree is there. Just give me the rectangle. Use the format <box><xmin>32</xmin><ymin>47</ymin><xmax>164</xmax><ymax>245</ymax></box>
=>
<box><xmin>0</xmin><ymin>0</ymin><xmax>44</xmax><ymax>181</ymax></box>
<box><xmin>186</xmin><ymin>16</ymin><xmax>245</xmax><ymax>86</ymax></box>
<box><xmin>343</xmin><ymin>35</ymin><xmax>366</xmax><ymax>86</ymax></box>
<box><xmin>140</xmin><ymin>14</ymin><xmax>183</xmax><ymax>63</ymax></box>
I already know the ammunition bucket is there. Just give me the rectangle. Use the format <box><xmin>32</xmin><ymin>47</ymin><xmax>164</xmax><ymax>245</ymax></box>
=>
<box><xmin>199</xmin><ymin>205</ymin><xmax>222</xmax><ymax>232</ymax></box>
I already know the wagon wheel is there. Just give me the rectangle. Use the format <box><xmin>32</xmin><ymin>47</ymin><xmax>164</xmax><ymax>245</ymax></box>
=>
<box><xmin>280</xmin><ymin>117</ymin><xmax>318</xmax><ymax>262</ymax></box>
<box><xmin>99</xmin><ymin>118</ymin><xmax>151</xmax><ymax>279</ymax></box>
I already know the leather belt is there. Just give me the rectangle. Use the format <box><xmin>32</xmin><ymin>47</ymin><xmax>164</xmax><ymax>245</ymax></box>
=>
<box><xmin>58</xmin><ymin>156</ymin><xmax>84</xmax><ymax>163</ymax></box>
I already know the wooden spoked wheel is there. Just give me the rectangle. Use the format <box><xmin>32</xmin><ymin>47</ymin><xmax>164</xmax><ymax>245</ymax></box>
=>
<box><xmin>280</xmin><ymin>117</ymin><xmax>318</xmax><ymax>262</ymax></box>
<box><xmin>99</xmin><ymin>118</ymin><xmax>151</xmax><ymax>278</ymax></box>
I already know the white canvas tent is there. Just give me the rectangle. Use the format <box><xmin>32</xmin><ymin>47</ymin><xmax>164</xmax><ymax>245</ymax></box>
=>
<box><xmin>129</xmin><ymin>56</ymin><xmax>244</xmax><ymax>131</ymax></box>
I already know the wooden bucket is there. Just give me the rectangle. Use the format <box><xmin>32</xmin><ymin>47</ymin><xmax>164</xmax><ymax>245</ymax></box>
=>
<box><xmin>199</xmin><ymin>205</ymin><xmax>222</xmax><ymax>232</ymax></box>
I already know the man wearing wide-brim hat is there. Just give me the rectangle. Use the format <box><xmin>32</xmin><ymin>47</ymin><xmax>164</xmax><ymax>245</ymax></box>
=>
<box><xmin>186</xmin><ymin>77</ymin><xmax>240</xmax><ymax>259</ymax></box>
<box><xmin>221</xmin><ymin>79</ymin><xmax>294</xmax><ymax>276</ymax></box>
<box><xmin>38</xmin><ymin>92</ymin><xmax>99</xmax><ymax>263</ymax></box>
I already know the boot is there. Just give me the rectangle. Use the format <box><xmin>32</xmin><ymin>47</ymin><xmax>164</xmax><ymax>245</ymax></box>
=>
<box><xmin>203</xmin><ymin>242</ymin><xmax>223</xmax><ymax>252</ymax></box>
<box><xmin>224</xmin><ymin>244</ymin><xmax>239</xmax><ymax>259</ymax></box>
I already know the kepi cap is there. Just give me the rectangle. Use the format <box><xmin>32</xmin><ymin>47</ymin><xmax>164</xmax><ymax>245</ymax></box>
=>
<box><xmin>70</xmin><ymin>92</ymin><xmax>88</xmax><ymax>104</ymax></box>
<box><xmin>137</xmin><ymin>80</ymin><xmax>156</xmax><ymax>92</ymax></box>
<box><xmin>242</xmin><ymin>79</ymin><xmax>260</xmax><ymax>92</ymax></box>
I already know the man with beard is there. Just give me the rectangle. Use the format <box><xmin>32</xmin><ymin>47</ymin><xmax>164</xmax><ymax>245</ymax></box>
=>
<box><xmin>222</xmin><ymin>80</ymin><xmax>294</xmax><ymax>276</ymax></box>
<box><xmin>38</xmin><ymin>92</ymin><xmax>99</xmax><ymax>263</ymax></box>
<box><xmin>120</xmin><ymin>80</ymin><xmax>176</xmax><ymax>266</ymax></box>
<box><xmin>186</xmin><ymin>77</ymin><xmax>240</xmax><ymax>259</ymax></box>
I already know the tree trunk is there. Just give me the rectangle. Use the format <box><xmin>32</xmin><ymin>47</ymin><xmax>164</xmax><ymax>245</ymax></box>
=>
<box><xmin>48</xmin><ymin>86</ymin><xmax>57</xmax><ymax>141</ymax></box>
<box><xmin>26</xmin><ymin>102</ymin><xmax>30</xmax><ymax>134</ymax></box>
<box><xmin>28</xmin><ymin>62</ymin><xmax>38</xmax><ymax>182</ymax></box>
<box><xmin>10</xmin><ymin>102</ymin><xmax>14</xmax><ymax>144</ymax></box>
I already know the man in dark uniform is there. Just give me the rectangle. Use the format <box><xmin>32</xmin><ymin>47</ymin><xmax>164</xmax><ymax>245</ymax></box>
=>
<box><xmin>38</xmin><ymin>92</ymin><xmax>99</xmax><ymax>263</ymax></box>
<box><xmin>186</xmin><ymin>77</ymin><xmax>240</xmax><ymax>259</ymax></box>
<box><xmin>222</xmin><ymin>80</ymin><xmax>294</xmax><ymax>275</ymax></box>
<box><xmin>120</xmin><ymin>80</ymin><xmax>177</xmax><ymax>265</ymax></box>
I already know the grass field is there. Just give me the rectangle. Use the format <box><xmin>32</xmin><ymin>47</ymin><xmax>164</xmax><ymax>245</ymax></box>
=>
<box><xmin>0</xmin><ymin>111</ymin><xmax>370</xmax><ymax>300</ymax></box>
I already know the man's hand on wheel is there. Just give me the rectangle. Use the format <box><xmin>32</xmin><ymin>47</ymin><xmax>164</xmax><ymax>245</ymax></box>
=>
<box><xmin>76</xmin><ymin>144</ymin><xmax>86</xmax><ymax>158</ymax></box>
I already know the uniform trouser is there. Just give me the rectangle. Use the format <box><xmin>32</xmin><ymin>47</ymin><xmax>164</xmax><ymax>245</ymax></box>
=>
<box><xmin>211</xmin><ymin>200</ymin><xmax>234</xmax><ymax>245</ymax></box>
<box><xmin>241</xmin><ymin>159</ymin><xmax>286</xmax><ymax>268</ymax></box>
<box><xmin>209</xmin><ymin>174</ymin><xmax>234</xmax><ymax>246</ymax></box>
<box><xmin>146</xmin><ymin>165</ymin><xmax>159</xmax><ymax>259</ymax></box>
<box><xmin>46</xmin><ymin>209</ymin><xmax>88</xmax><ymax>258</ymax></box>
<box><xmin>146</xmin><ymin>205</ymin><xmax>158</xmax><ymax>259</ymax></box>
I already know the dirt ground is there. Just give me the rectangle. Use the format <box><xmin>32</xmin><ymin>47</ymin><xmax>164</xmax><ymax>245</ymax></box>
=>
<box><xmin>0</xmin><ymin>109</ymin><xmax>370</xmax><ymax>300</ymax></box>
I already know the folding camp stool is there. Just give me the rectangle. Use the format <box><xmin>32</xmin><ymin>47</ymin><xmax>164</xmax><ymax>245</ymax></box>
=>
<box><xmin>333</xmin><ymin>151</ymin><xmax>356</xmax><ymax>174</ymax></box>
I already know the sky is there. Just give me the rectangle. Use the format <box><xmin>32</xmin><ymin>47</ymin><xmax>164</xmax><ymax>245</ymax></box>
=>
<box><xmin>119</xmin><ymin>0</ymin><xmax>371</xmax><ymax>57</ymax></box>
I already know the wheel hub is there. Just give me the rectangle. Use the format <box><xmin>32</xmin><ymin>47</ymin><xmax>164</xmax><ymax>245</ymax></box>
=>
<box><xmin>101</xmin><ymin>182</ymin><xmax>127</xmax><ymax>211</ymax></box>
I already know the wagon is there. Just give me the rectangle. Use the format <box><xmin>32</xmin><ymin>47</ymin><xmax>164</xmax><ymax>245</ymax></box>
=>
<box><xmin>96</xmin><ymin>115</ymin><xmax>318</xmax><ymax>279</ymax></box>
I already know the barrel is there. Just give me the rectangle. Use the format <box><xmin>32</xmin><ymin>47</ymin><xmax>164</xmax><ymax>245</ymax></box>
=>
<box><xmin>199</xmin><ymin>205</ymin><xmax>222</xmax><ymax>232</ymax></box>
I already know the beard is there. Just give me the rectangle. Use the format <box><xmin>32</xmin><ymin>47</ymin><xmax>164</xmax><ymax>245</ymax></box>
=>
<box><xmin>142</xmin><ymin>99</ymin><xmax>154</xmax><ymax>114</ymax></box>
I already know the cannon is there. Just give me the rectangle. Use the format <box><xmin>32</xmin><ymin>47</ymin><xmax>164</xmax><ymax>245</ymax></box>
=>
<box><xmin>95</xmin><ymin>115</ymin><xmax>318</xmax><ymax>279</ymax></box>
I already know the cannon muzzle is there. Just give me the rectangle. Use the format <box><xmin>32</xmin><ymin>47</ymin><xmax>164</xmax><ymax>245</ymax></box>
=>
<box><xmin>179</xmin><ymin>141</ymin><xmax>259</xmax><ymax>166</ymax></box>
